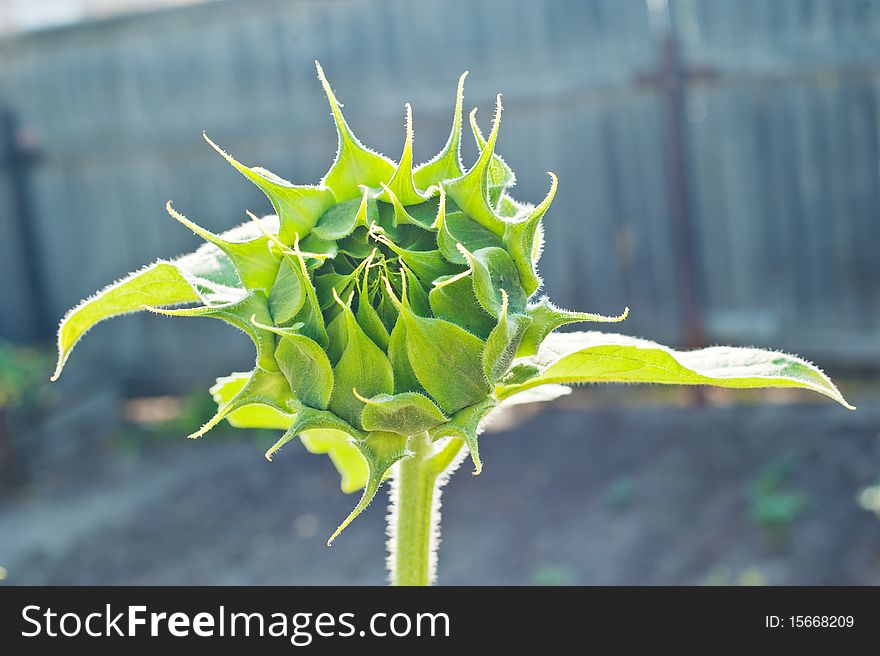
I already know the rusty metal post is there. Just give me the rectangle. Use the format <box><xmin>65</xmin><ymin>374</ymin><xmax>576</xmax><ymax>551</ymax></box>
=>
<box><xmin>637</xmin><ymin>1</ymin><xmax>712</xmax><ymax>349</ymax></box>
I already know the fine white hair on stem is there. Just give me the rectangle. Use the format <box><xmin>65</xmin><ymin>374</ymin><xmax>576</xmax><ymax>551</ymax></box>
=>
<box><xmin>385</xmin><ymin>438</ymin><xmax>467</xmax><ymax>585</ymax></box>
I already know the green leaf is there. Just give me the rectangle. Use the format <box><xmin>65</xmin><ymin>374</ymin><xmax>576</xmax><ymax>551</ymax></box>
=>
<box><xmin>517</xmin><ymin>296</ymin><xmax>629</xmax><ymax>357</ymax></box>
<box><xmin>299</xmin><ymin>429</ymin><xmax>369</xmax><ymax>494</ymax></box>
<box><xmin>328</xmin><ymin>430</ymin><xmax>410</xmax><ymax>544</ymax></box>
<box><xmin>328</xmin><ymin>291</ymin><xmax>395</xmax><ymax>428</ymax></box>
<box><xmin>413</xmin><ymin>71</ymin><xmax>467</xmax><ymax>189</ymax></box>
<box><xmin>483</xmin><ymin>290</ymin><xmax>532</xmax><ymax>383</ymax></box>
<box><xmin>497</xmin><ymin>384</ymin><xmax>572</xmax><ymax>407</ymax></box>
<box><xmin>496</xmin><ymin>332</ymin><xmax>854</xmax><ymax>409</ymax></box>
<box><xmin>203</xmin><ymin>133</ymin><xmax>336</xmax><ymax>243</ymax></box>
<box><xmin>52</xmin><ymin>261</ymin><xmax>202</xmax><ymax>381</ymax></box>
<box><xmin>357</xmin><ymin>391</ymin><xmax>447</xmax><ymax>436</ymax></box>
<box><xmin>51</xmin><ymin>215</ymin><xmax>281</xmax><ymax>381</ymax></box>
<box><xmin>316</xmin><ymin>61</ymin><xmax>396</xmax><ymax>200</ymax></box>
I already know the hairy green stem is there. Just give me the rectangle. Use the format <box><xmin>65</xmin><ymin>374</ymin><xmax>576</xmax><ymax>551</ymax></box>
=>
<box><xmin>388</xmin><ymin>433</ymin><xmax>463</xmax><ymax>586</ymax></box>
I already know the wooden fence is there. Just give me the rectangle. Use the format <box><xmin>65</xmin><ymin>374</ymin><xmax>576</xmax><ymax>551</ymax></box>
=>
<box><xmin>1</xmin><ymin>0</ymin><xmax>878</xmax><ymax>389</ymax></box>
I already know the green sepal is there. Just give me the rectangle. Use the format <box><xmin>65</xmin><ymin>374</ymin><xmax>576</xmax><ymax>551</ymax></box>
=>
<box><xmin>337</xmin><ymin>227</ymin><xmax>374</xmax><ymax>259</ymax></box>
<box><xmin>429</xmin><ymin>397</ymin><xmax>496</xmax><ymax>475</ymax></box>
<box><xmin>299</xmin><ymin>429</ymin><xmax>369</xmax><ymax>494</ymax></box>
<box><xmin>413</xmin><ymin>71</ymin><xmax>467</xmax><ymax>189</ymax></box>
<box><xmin>401</xmin><ymin>266</ymin><xmax>432</xmax><ymax>317</ymax></box>
<box><xmin>312</xmin><ymin>190</ymin><xmax>378</xmax><ymax>241</ymax></box>
<box><xmin>382</xmin><ymin>104</ymin><xmax>427</xmax><ymax>206</ymax></box>
<box><xmin>328</xmin><ymin>291</ymin><xmax>395</xmax><ymax>428</ymax></box>
<box><xmin>458</xmin><ymin>245</ymin><xmax>527</xmax><ymax>319</ymax></box>
<box><xmin>444</xmin><ymin>95</ymin><xmax>507</xmax><ymax>236</ymax></box>
<box><xmin>517</xmin><ymin>296</ymin><xmax>629</xmax><ymax>357</ymax></box>
<box><xmin>429</xmin><ymin>273</ymin><xmax>495</xmax><ymax>340</ymax></box>
<box><xmin>355</xmin><ymin>274</ymin><xmax>390</xmax><ymax>351</ymax></box>
<box><xmin>499</xmin><ymin>361</ymin><xmax>542</xmax><ymax>386</ymax></box>
<box><xmin>436</xmin><ymin>204</ymin><xmax>503</xmax><ymax>266</ymax></box>
<box><xmin>193</xmin><ymin>366</ymin><xmax>293</xmax><ymax>439</ymax></box>
<box><xmin>501</xmin><ymin>172</ymin><xmax>556</xmax><ymax>296</ymax></box>
<box><xmin>388</xmin><ymin>319</ymin><xmax>423</xmax><ymax>394</ymax></box>
<box><xmin>376</xmin><ymin>184</ymin><xmax>429</xmax><ymax>229</ymax></box>
<box><xmin>203</xmin><ymin>133</ymin><xmax>336</xmax><ymax>243</ymax></box>
<box><xmin>268</xmin><ymin>257</ymin><xmax>305</xmax><ymax>325</ymax></box>
<box><xmin>483</xmin><ymin>290</ymin><xmax>532</xmax><ymax>383</ymax></box>
<box><xmin>315</xmin><ymin>271</ymin><xmax>357</xmax><ymax>311</ymax></box>
<box><xmin>496</xmin><ymin>192</ymin><xmax>530</xmax><ymax>219</ymax></box>
<box><xmin>468</xmin><ymin>107</ymin><xmax>516</xmax><ymax>207</ymax></box>
<box><xmin>357</xmin><ymin>391</ymin><xmax>447</xmax><ymax>435</ymax></box>
<box><xmin>392</xmin><ymin>287</ymin><xmax>490</xmax><ymax>415</ymax></box>
<box><xmin>264</xmin><ymin>403</ymin><xmax>366</xmax><ymax>461</ymax></box>
<box><xmin>371</xmin><ymin>225</ymin><xmax>463</xmax><ymax>285</ymax></box>
<box><xmin>210</xmin><ymin>371</ymin><xmax>295</xmax><ymax>430</ymax></box>
<box><xmin>284</xmin><ymin>248</ymin><xmax>329</xmax><ymax>348</ymax></box>
<box><xmin>166</xmin><ymin>202</ymin><xmax>281</xmax><ymax>293</ymax></box>
<box><xmin>299</xmin><ymin>233</ymin><xmax>338</xmax><ymax>261</ymax></box>
<box><xmin>328</xmin><ymin>430</ymin><xmax>410</xmax><ymax>545</ymax></box>
<box><xmin>266</xmin><ymin>326</ymin><xmax>334</xmax><ymax>410</ymax></box>
<box><xmin>316</xmin><ymin>61</ymin><xmax>396</xmax><ymax>200</ymax></box>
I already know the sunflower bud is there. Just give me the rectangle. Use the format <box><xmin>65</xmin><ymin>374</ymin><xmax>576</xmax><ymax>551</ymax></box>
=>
<box><xmin>54</xmin><ymin>62</ymin><xmax>846</xmax><ymax>544</ymax></box>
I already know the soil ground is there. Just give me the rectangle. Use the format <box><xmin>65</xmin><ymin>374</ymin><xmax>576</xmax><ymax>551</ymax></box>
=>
<box><xmin>1</xmin><ymin>395</ymin><xmax>879</xmax><ymax>585</ymax></box>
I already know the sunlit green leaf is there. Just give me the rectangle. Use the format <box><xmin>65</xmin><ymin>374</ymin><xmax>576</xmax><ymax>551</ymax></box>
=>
<box><xmin>497</xmin><ymin>332</ymin><xmax>854</xmax><ymax>409</ymax></box>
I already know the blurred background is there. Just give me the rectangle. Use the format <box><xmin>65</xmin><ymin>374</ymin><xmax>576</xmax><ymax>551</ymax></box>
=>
<box><xmin>1</xmin><ymin>0</ymin><xmax>879</xmax><ymax>585</ymax></box>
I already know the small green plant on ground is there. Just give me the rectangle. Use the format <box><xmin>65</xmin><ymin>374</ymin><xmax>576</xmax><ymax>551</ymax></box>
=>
<box><xmin>0</xmin><ymin>341</ymin><xmax>49</xmax><ymax>410</ymax></box>
<box><xmin>52</xmin><ymin>64</ymin><xmax>853</xmax><ymax>585</ymax></box>
<box><xmin>747</xmin><ymin>452</ymin><xmax>810</xmax><ymax>544</ymax></box>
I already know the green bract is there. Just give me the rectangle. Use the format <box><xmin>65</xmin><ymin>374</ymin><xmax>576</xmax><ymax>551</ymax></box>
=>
<box><xmin>52</xmin><ymin>63</ymin><xmax>853</xmax><ymax>552</ymax></box>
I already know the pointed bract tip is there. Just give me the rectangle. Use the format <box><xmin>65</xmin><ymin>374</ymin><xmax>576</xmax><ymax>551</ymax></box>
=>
<box><xmin>315</xmin><ymin>60</ymin><xmax>338</xmax><ymax>106</ymax></box>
